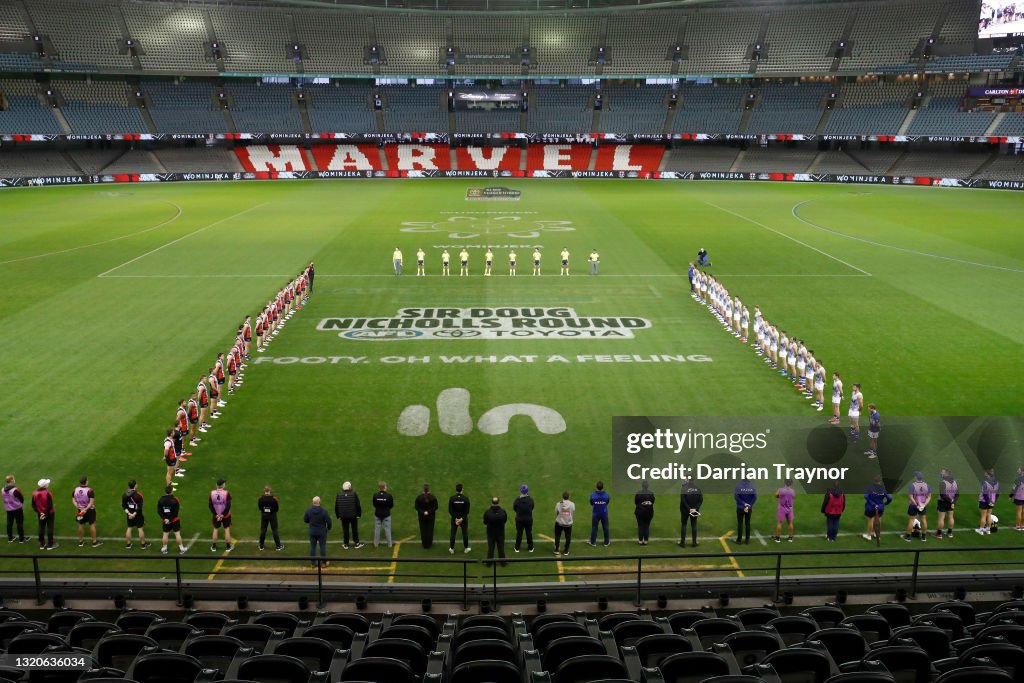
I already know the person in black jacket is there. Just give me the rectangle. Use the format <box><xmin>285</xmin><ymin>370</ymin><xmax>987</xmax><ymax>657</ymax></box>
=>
<box><xmin>157</xmin><ymin>484</ymin><xmax>186</xmax><ymax>555</ymax></box>
<box><xmin>483</xmin><ymin>496</ymin><xmax>508</xmax><ymax>566</ymax></box>
<box><xmin>257</xmin><ymin>485</ymin><xmax>283</xmax><ymax>551</ymax></box>
<box><xmin>513</xmin><ymin>484</ymin><xmax>535</xmax><ymax>553</ymax></box>
<box><xmin>372</xmin><ymin>481</ymin><xmax>394</xmax><ymax>548</ymax></box>
<box><xmin>334</xmin><ymin>481</ymin><xmax>364</xmax><ymax>549</ymax></box>
<box><xmin>414</xmin><ymin>483</ymin><xmax>439</xmax><ymax>549</ymax></box>
<box><xmin>122</xmin><ymin>479</ymin><xmax>148</xmax><ymax>550</ymax></box>
<box><xmin>680</xmin><ymin>479</ymin><xmax>704</xmax><ymax>548</ymax></box>
<box><xmin>448</xmin><ymin>483</ymin><xmax>471</xmax><ymax>554</ymax></box>
<box><xmin>634</xmin><ymin>481</ymin><xmax>655</xmax><ymax>545</ymax></box>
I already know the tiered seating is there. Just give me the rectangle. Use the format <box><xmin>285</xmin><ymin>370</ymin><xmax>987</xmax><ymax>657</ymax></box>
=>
<box><xmin>939</xmin><ymin>0</ymin><xmax>987</xmax><ymax>45</ymax></box>
<box><xmin>0</xmin><ymin>78</ymin><xmax>63</xmax><ymax>134</ymax></box>
<box><xmin>746</xmin><ymin>83</ymin><xmax>829</xmax><ymax>134</ymax></box>
<box><xmin>527</xmin><ymin>85</ymin><xmax>593</xmax><ymax>134</ymax></box>
<box><xmin>156</xmin><ymin>147</ymin><xmax>244</xmax><ymax>173</ymax></box>
<box><xmin>144</xmin><ymin>80</ymin><xmax>229</xmax><ymax>134</ymax></box>
<box><xmin>25</xmin><ymin>0</ymin><xmax>133</xmax><ymax>71</ymax></box>
<box><xmin>223</xmin><ymin>82</ymin><xmax>304</xmax><ymax>134</ymax></box>
<box><xmin>54</xmin><ymin>79</ymin><xmax>147</xmax><ymax>134</ymax></box>
<box><xmin>598</xmin><ymin>85</ymin><xmax>668</xmax><ymax>133</ymax></box>
<box><xmin>102</xmin><ymin>150</ymin><xmax>164</xmax><ymax>174</ymax></box>
<box><xmin>602</xmin><ymin>13</ymin><xmax>680</xmax><ymax>75</ymax></box>
<box><xmin>735</xmin><ymin>146</ymin><xmax>818</xmax><ymax>173</ymax></box>
<box><xmin>0</xmin><ymin>53</ymin><xmax>44</xmax><ymax>71</ymax></box>
<box><xmin>925</xmin><ymin>54</ymin><xmax>1015</xmax><ymax>73</ymax></box>
<box><xmin>812</xmin><ymin>150</ymin><xmax>876</xmax><ymax>174</ymax></box>
<box><xmin>824</xmin><ymin>80</ymin><xmax>916</xmax><ymax>135</ymax></box>
<box><xmin>530</xmin><ymin>16</ymin><xmax>602</xmax><ymax>75</ymax></box>
<box><xmin>671</xmin><ymin>83</ymin><xmax>746</xmax><ymax>134</ymax></box>
<box><xmin>0</xmin><ymin>600</ymin><xmax>1018</xmax><ymax>682</ymax></box>
<box><xmin>292</xmin><ymin>11</ymin><xmax>370</xmax><ymax>75</ymax></box>
<box><xmin>680</xmin><ymin>8</ymin><xmax>761</xmax><ymax>74</ymax></box>
<box><xmin>381</xmin><ymin>85</ymin><xmax>447</xmax><ymax>133</ymax></box>
<box><xmin>845</xmin><ymin>147</ymin><xmax>907</xmax><ymax>174</ymax></box>
<box><xmin>758</xmin><ymin>5</ymin><xmax>853</xmax><ymax>74</ymax></box>
<box><xmin>453</xmin><ymin>109</ymin><xmax>520</xmax><ymax>134</ymax></box>
<box><xmin>373</xmin><ymin>14</ymin><xmax>446</xmax><ymax>74</ymax></box>
<box><xmin>0</xmin><ymin>150</ymin><xmax>75</xmax><ymax>176</ymax></box>
<box><xmin>663</xmin><ymin>146</ymin><xmax>741</xmax><ymax>171</ymax></box>
<box><xmin>906</xmin><ymin>81</ymin><xmax>995</xmax><ymax>136</ymax></box>
<box><xmin>840</xmin><ymin>0</ymin><xmax>942</xmax><ymax>72</ymax></box>
<box><xmin>67</xmin><ymin>148</ymin><xmax>124</xmax><ymax>174</ymax></box>
<box><xmin>305</xmin><ymin>83</ymin><xmax>377</xmax><ymax>133</ymax></box>
<box><xmin>208</xmin><ymin>6</ymin><xmax>296</xmax><ymax>73</ymax></box>
<box><xmin>992</xmin><ymin>112</ymin><xmax>1024</xmax><ymax>136</ymax></box>
<box><xmin>452</xmin><ymin>16</ymin><xmax>525</xmax><ymax>76</ymax></box>
<box><xmin>0</xmin><ymin>1</ymin><xmax>32</xmax><ymax>41</ymax></box>
<box><xmin>974</xmin><ymin>154</ymin><xmax>1024</xmax><ymax>180</ymax></box>
<box><xmin>121</xmin><ymin>4</ymin><xmax>215</xmax><ymax>74</ymax></box>
<box><xmin>888</xmin><ymin>150</ymin><xmax>993</xmax><ymax>177</ymax></box>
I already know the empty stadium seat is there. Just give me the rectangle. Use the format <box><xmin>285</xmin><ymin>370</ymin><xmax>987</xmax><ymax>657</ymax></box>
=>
<box><xmin>66</xmin><ymin>621</ymin><xmax>120</xmax><ymax>650</ymax></box>
<box><xmin>94</xmin><ymin>633</ymin><xmax>158</xmax><ymax>671</ymax></box>
<box><xmin>7</xmin><ymin>631</ymin><xmax>68</xmax><ymax>655</ymax></box>
<box><xmin>935</xmin><ymin>665</ymin><xmax>1015</xmax><ymax>682</ymax></box>
<box><xmin>452</xmin><ymin>638</ymin><xmax>516</xmax><ymax>668</ymax></box>
<box><xmin>754</xmin><ymin>647</ymin><xmax>837</xmax><ymax>682</ymax></box>
<box><xmin>185</xmin><ymin>611</ymin><xmax>236</xmax><ymax>635</ymax></box>
<box><xmin>955</xmin><ymin>642</ymin><xmax>1024</xmax><ymax>678</ymax></box>
<box><xmin>318</xmin><ymin>612</ymin><xmax>369</xmax><ymax>633</ymax></box>
<box><xmin>0</xmin><ymin>621</ymin><xmax>41</xmax><ymax>648</ymax></box>
<box><xmin>380</xmin><ymin>624</ymin><xmax>435</xmax><ymax>654</ymax></box>
<box><xmin>659</xmin><ymin>651</ymin><xmax>738</xmax><ymax>681</ymax></box>
<box><xmin>340</xmin><ymin>655</ymin><xmax>416</xmax><ymax>682</ymax></box>
<box><xmin>224</xmin><ymin>623</ymin><xmax>279</xmax><ymax>653</ymax></box>
<box><xmin>530</xmin><ymin>613</ymin><xmax>577</xmax><ymax>634</ymax></box>
<box><xmin>859</xmin><ymin>644</ymin><xmax>932</xmax><ymax>683</ymax></box>
<box><xmin>632</xmin><ymin>633</ymin><xmax>697</xmax><ymax>667</ymax></box>
<box><xmin>735</xmin><ymin>607</ymin><xmax>781</xmax><ymax>628</ymax></box>
<box><xmin>460</xmin><ymin>614</ymin><xmax>509</xmax><ymax>634</ymax></box>
<box><xmin>450</xmin><ymin>658</ymin><xmax>521</xmax><ymax>683</ymax></box>
<box><xmin>392</xmin><ymin>613</ymin><xmax>441</xmax><ymax>640</ymax></box>
<box><xmin>766</xmin><ymin>615</ymin><xmax>820</xmax><ymax>646</ymax></box>
<box><xmin>912</xmin><ymin>611</ymin><xmax>965</xmax><ymax>640</ymax></box>
<box><xmin>543</xmin><ymin>635</ymin><xmax>606</xmax><ymax>671</ymax></box>
<box><xmin>46</xmin><ymin>610</ymin><xmax>93</xmax><ymax>635</ymax></box>
<box><xmin>689</xmin><ymin>618</ymin><xmax>743</xmax><ymax>649</ymax></box>
<box><xmin>840</xmin><ymin>614</ymin><xmax>892</xmax><ymax>644</ymax></box>
<box><xmin>362</xmin><ymin>637</ymin><xmax>428</xmax><ymax>675</ymax></box>
<box><xmin>236</xmin><ymin>653</ymin><xmax>312</xmax><ymax>683</ymax></box>
<box><xmin>804</xmin><ymin>627</ymin><xmax>868</xmax><ymax>665</ymax></box>
<box><xmin>302</xmin><ymin>623</ymin><xmax>355</xmax><ymax>649</ymax></box>
<box><xmin>823</xmin><ymin>673</ymin><xmax>895</xmax><ymax>683</ymax></box>
<box><xmin>611</xmin><ymin>619</ymin><xmax>665</xmax><ymax>647</ymax></box>
<box><xmin>888</xmin><ymin>624</ymin><xmax>951</xmax><ymax>659</ymax></box>
<box><xmin>183</xmin><ymin>634</ymin><xmax>250</xmax><ymax>674</ymax></box>
<box><xmin>720</xmin><ymin>630</ymin><xmax>784</xmax><ymax>668</ymax></box>
<box><xmin>126</xmin><ymin>652</ymin><xmax>204</xmax><ymax>683</ymax></box>
<box><xmin>272</xmin><ymin>635</ymin><xmax>340</xmax><ymax>672</ymax></box>
<box><xmin>453</xmin><ymin>625</ymin><xmax>510</xmax><ymax>650</ymax></box>
<box><xmin>145</xmin><ymin>622</ymin><xmax>202</xmax><ymax>651</ymax></box>
<box><xmin>555</xmin><ymin>654</ymin><xmax>629</xmax><ymax>683</ymax></box>
<box><xmin>535</xmin><ymin>621</ymin><xmax>590</xmax><ymax>653</ymax></box>
<box><xmin>252</xmin><ymin>612</ymin><xmax>303</xmax><ymax>637</ymax></box>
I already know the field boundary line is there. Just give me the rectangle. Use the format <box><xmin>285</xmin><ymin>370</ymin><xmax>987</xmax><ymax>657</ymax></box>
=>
<box><xmin>97</xmin><ymin>201</ymin><xmax>271</xmax><ymax>278</ymax></box>
<box><xmin>100</xmin><ymin>273</ymin><xmax>870</xmax><ymax>279</ymax></box>
<box><xmin>538</xmin><ymin>534</ymin><xmax>565</xmax><ymax>582</ymax></box>
<box><xmin>705</xmin><ymin>201</ymin><xmax>872</xmax><ymax>276</ymax></box>
<box><xmin>386</xmin><ymin>535</ymin><xmax>416</xmax><ymax>584</ymax></box>
<box><xmin>718</xmin><ymin>531</ymin><xmax>745</xmax><ymax>578</ymax></box>
<box><xmin>792</xmin><ymin>199</ymin><xmax>1024</xmax><ymax>273</ymax></box>
<box><xmin>0</xmin><ymin>202</ymin><xmax>182</xmax><ymax>267</ymax></box>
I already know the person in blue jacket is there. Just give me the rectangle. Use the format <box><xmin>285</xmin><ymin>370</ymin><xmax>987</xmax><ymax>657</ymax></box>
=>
<box><xmin>734</xmin><ymin>477</ymin><xmax>757</xmax><ymax>544</ymax></box>
<box><xmin>588</xmin><ymin>481</ymin><xmax>610</xmax><ymax>547</ymax></box>
<box><xmin>863</xmin><ymin>475</ymin><xmax>892</xmax><ymax>544</ymax></box>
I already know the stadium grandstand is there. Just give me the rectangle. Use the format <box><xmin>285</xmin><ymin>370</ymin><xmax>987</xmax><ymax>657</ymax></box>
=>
<box><xmin>1</xmin><ymin>1</ymin><xmax>1023</xmax><ymax>681</ymax></box>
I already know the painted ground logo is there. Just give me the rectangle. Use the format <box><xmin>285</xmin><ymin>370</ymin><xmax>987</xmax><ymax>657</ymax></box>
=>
<box><xmin>400</xmin><ymin>214</ymin><xmax>573</xmax><ymax>239</ymax></box>
<box><xmin>340</xmin><ymin>330</ymin><xmax>424</xmax><ymax>341</ymax></box>
<box><xmin>319</xmin><ymin>307</ymin><xmax>653</xmax><ymax>340</ymax></box>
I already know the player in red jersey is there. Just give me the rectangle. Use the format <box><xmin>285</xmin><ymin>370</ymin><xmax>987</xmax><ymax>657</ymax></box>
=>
<box><xmin>226</xmin><ymin>349</ymin><xmax>239</xmax><ymax>394</ymax></box>
<box><xmin>163</xmin><ymin>429</ymin><xmax>180</xmax><ymax>486</ymax></box>
<box><xmin>214</xmin><ymin>354</ymin><xmax>227</xmax><ymax>407</ymax></box>
<box><xmin>255</xmin><ymin>312</ymin><xmax>266</xmax><ymax>353</ymax></box>
<box><xmin>175</xmin><ymin>400</ymin><xmax>191</xmax><ymax>461</ymax></box>
<box><xmin>242</xmin><ymin>315</ymin><xmax>253</xmax><ymax>358</ymax></box>
<box><xmin>207</xmin><ymin>369</ymin><xmax>222</xmax><ymax>418</ymax></box>
<box><xmin>196</xmin><ymin>376</ymin><xmax>211</xmax><ymax>431</ymax></box>
<box><xmin>187</xmin><ymin>393</ymin><xmax>201</xmax><ymax>446</ymax></box>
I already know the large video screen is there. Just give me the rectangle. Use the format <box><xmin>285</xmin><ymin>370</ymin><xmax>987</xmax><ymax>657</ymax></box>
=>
<box><xmin>979</xmin><ymin>1</ymin><xmax>1024</xmax><ymax>38</ymax></box>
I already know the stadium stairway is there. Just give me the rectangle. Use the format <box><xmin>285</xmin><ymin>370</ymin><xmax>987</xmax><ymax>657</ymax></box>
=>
<box><xmin>897</xmin><ymin>108</ymin><xmax>917</xmax><ymax>135</ymax></box>
<box><xmin>984</xmin><ymin>113</ymin><xmax>1005</xmax><ymax>137</ymax></box>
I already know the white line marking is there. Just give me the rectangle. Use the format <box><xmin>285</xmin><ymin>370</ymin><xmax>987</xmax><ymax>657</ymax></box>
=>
<box><xmin>754</xmin><ymin>530</ymin><xmax>768</xmax><ymax>546</ymax></box>
<box><xmin>97</xmin><ymin>202</ymin><xmax>271</xmax><ymax>278</ymax></box>
<box><xmin>100</xmin><ymin>273</ymin><xmax>870</xmax><ymax>280</ymax></box>
<box><xmin>792</xmin><ymin>199</ymin><xmax>1024</xmax><ymax>274</ymax></box>
<box><xmin>440</xmin><ymin>211</ymin><xmax>538</xmax><ymax>214</ymax></box>
<box><xmin>0</xmin><ymin>202</ymin><xmax>182</xmax><ymax>266</ymax></box>
<box><xmin>705</xmin><ymin>201</ymin><xmax>872</xmax><ymax>276</ymax></box>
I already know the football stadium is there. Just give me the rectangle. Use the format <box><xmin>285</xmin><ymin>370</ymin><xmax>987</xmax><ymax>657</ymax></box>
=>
<box><xmin>1</xmin><ymin>0</ymin><xmax>1023</xmax><ymax>680</ymax></box>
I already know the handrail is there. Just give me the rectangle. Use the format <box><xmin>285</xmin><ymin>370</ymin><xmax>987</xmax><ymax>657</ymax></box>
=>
<box><xmin>2</xmin><ymin>544</ymin><xmax>1023</xmax><ymax>608</ymax></box>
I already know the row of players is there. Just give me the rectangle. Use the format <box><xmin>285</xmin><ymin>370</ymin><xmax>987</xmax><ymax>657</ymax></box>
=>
<box><xmin>161</xmin><ymin>264</ymin><xmax>315</xmax><ymax>491</ymax></box>
<box><xmin>391</xmin><ymin>247</ymin><xmax>601</xmax><ymax>276</ymax></box>
<box><xmin>689</xmin><ymin>266</ymin><xmax>880</xmax><ymax>457</ymax></box>
<box><xmin>4</xmin><ymin>469</ymin><xmax>1022</xmax><ymax>558</ymax></box>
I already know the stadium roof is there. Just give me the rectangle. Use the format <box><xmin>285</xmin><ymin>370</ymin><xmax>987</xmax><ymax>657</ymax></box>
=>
<box><xmin>147</xmin><ymin>0</ymin><xmax>843</xmax><ymax>13</ymax></box>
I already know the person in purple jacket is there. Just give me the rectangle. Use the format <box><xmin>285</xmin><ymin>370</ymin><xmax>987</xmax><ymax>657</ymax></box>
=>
<box><xmin>3</xmin><ymin>475</ymin><xmax>27</xmax><ymax>543</ymax></box>
<box><xmin>903</xmin><ymin>471</ymin><xmax>931</xmax><ymax>542</ymax></box>
<box><xmin>976</xmin><ymin>468</ymin><xmax>999</xmax><ymax>535</ymax></box>
<box><xmin>772</xmin><ymin>479</ymin><xmax>795</xmax><ymax>543</ymax></box>
<box><xmin>935</xmin><ymin>468</ymin><xmax>959</xmax><ymax>539</ymax></box>
<box><xmin>734</xmin><ymin>478</ymin><xmax>757</xmax><ymax>544</ymax></box>
<box><xmin>1014</xmin><ymin>467</ymin><xmax>1024</xmax><ymax>532</ymax></box>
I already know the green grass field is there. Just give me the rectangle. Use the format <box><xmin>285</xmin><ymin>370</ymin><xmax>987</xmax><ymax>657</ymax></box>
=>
<box><xmin>0</xmin><ymin>178</ymin><xmax>1021</xmax><ymax>585</ymax></box>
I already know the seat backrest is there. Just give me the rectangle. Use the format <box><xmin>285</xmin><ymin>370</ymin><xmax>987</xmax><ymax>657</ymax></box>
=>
<box><xmin>67</xmin><ymin>621</ymin><xmax>121</xmax><ymax>650</ymax></box>
<box><xmin>461</xmin><ymin>614</ymin><xmax>509</xmax><ymax>635</ymax></box>
<box><xmin>935</xmin><ymin>665</ymin><xmax>1014</xmax><ymax>683</ymax></box>
<box><xmin>183</xmin><ymin>634</ymin><xmax>247</xmax><ymax>674</ymax></box>
<box><xmin>529</xmin><ymin>613</ymin><xmax>576</xmax><ymax>635</ymax></box>
<box><xmin>453</xmin><ymin>638</ymin><xmax>516</xmax><ymax>668</ymax></box>
<box><xmin>6</xmin><ymin>631</ymin><xmax>66</xmax><ymax>655</ymax></box>
<box><xmin>840</xmin><ymin>614</ymin><xmax>892</xmax><ymax>644</ymax></box>
<box><xmin>868</xmin><ymin>604</ymin><xmax>912</xmax><ymax>629</ymax></box>
<box><xmin>805</xmin><ymin>628</ymin><xmax>867</xmax><ymax>665</ymax></box>
<box><xmin>667</xmin><ymin>611</ymin><xmax>715</xmax><ymax>633</ymax></box>
<box><xmin>890</xmin><ymin>625</ymin><xmax>950</xmax><ymax>659</ymax></box>
<box><xmin>363</xmin><ymin>637</ymin><xmax>428</xmax><ymax>675</ymax></box>
<box><xmin>633</xmin><ymin>633</ymin><xmax>696</xmax><ymax>667</ymax></box>
<box><xmin>94</xmin><ymin>633</ymin><xmax>159</xmax><ymax>669</ymax></box>
<box><xmin>766</xmin><ymin>616</ymin><xmax>819</xmax><ymax>644</ymax></box>
<box><xmin>392</xmin><ymin>613</ymin><xmax>440</xmax><ymax>639</ymax></box>
<box><xmin>659</xmin><ymin>651</ymin><xmax>732</xmax><ymax>681</ymax></box>
<box><xmin>973</xmin><ymin>623</ymin><xmax>1024</xmax><ymax>648</ymax></box>
<box><xmin>450</xmin><ymin>658</ymin><xmax>521</xmax><ymax>683</ymax></box>
<box><xmin>128</xmin><ymin>652</ymin><xmax>203</xmax><ymax>683</ymax></box>
<box><xmin>302</xmin><ymin>623</ymin><xmax>355</xmax><ymax>649</ymax></box>
<box><xmin>692</xmin><ymin>618</ymin><xmax>743</xmax><ymax>648</ymax></box>
<box><xmin>534</xmin><ymin>621</ymin><xmax>589</xmax><ymax>653</ymax></box>
<box><xmin>381</xmin><ymin>623</ymin><xmax>436</xmax><ymax>653</ymax></box>
<box><xmin>611</xmin><ymin>619</ymin><xmax>664</xmax><ymax>647</ymax></box>
<box><xmin>339</xmin><ymin>655</ymin><xmax>415</xmax><ymax>683</ymax></box>
<box><xmin>720</xmin><ymin>630</ymin><xmax>783</xmax><ymax>668</ymax></box>
<box><xmin>598</xmin><ymin>612</ymin><xmax>641</xmax><ymax>631</ymax></box>
<box><xmin>930</xmin><ymin>601</ymin><xmax>975</xmax><ymax>626</ymax></box>
<box><xmin>802</xmin><ymin>606</ymin><xmax>847</xmax><ymax>630</ymax></box>
<box><xmin>760</xmin><ymin>647</ymin><xmax>834</xmax><ymax>682</ymax></box>
<box><xmin>0</xmin><ymin>621</ymin><xmax>41</xmax><ymax>648</ymax></box>
<box><xmin>862</xmin><ymin>645</ymin><xmax>932</xmax><ymax>683</ymax></box>
<box><xmin>911</xmin><ymin>611</ymin><xmax>964</xmax><ymax>640</ymax></box>
<box><xmin>822</xmin><ymin>672</ymin><xmax>895</xmax><ymax>682</ymax></box>
<box><xmin>236</xmin><ymin>653</ymin><xmax>311</xmax><ymax>683</ymax></box>
<box><xmin>320</xmin><ymin>612</ymin><xmax>370</xmax><ymax>633</ymax></box>
<box><xmin>184</xmin><ymin>611</ymin><xmax>234</xmax><ymax>635</ymax></box>
<box><xmin>957</xmin><ymin>642</ymin><xmax>1024</xmax><ymax>674</ymax></box>
<box><xmin>47</xmin><ymin>611</ymin><xmax>94</xmax><ymax>635</ymax></box>
<box><xmin>736</xmin><ymin>608</ymin><xmax>781</xmax><ymax>628</ymax></box>
<box><xmin>555</xmin><ymin>654</ymin><xmax>628</xmax><ymax>683</ymax></box>
<box><xmin>252</xmin><ymin>612</ymin><xmax>301</xmax><ymax>638</ymax></box>
<box><xmin>115</xmin><ymin>612</ymin><xmax>165</xmax><ymax>635</ymax></box>
<box><xmin>543</xmin><ymin>635</ymin><xmax>605</xmax><ymax>671</ymax></box>
<box><xmin>273</xmin><ymin>636</ymin><xmax>337</xmax><ymax>671</ymax></box>
<box><xmin>223</xmin><ymin>623</ymin><xmax>277</xmax><ymax>652</ymax></box>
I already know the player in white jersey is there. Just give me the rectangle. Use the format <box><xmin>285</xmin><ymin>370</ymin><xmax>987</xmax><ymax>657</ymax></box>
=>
<box><xmin>787</xmin><ymin>339</ymin><xmax>798</xmax><ymax>381</ymax></box>
<box><xmin>723</xmin><ymin>298</ymin><xmax>733</xmax><ymax>330</ymax></box>
<box><xmin>848</xmin><ymin>383</ymin><xmax>864</xmax><ymax>443</ymax></box>
<box><xmin>803</xmin><ymin>350</ymin><xmax>815</xmax><ymax>399</ymax></box>
<box><xmin>441</xmin><ymin>250</ymin><xmax>451</xmax><ymax>276</ymax></box>
<box><xmin>740</xmin><ymin>306</ymin><xmax>749</xmax><ymax>343</ymax></box>
<box><xmin>484</xmin><ymin>248</ymin><xmax>494</xmax><ymax>277</ymax></box>
<box><xmin>416</xmin><ymin>248</ymin><xmax>426</xmax><ymax>276</ymax></box>
<box><xmin>769</xmin><ymin>327</ymin><xmax>779</xmax><ymax>369</ymax></box>
<box><xmin>778</xmin><ymin>332</ymin><xmax>789</xmax><ymax>375</ymax></box>
<box><xmin>459</xmin><ymin>249</ymin><xmax>470</xmax><ymax>276</ymax></box>
<box><xmin>561</xmin><ymin>248</ymin><xmax>570</xmax><ymax>276</ymax></box>
<box><xmin>732</xmin><ymin>298</ymin><xmax>742</xmax><ymax>337</ymax></box>
<box><xmin>795</xmin><ymin>344</ymin><xmax>806</xmax><ymax>387</ymax></box>
<box><xmin>699</xmin><ymin>273</ymin><xmax>708</xmax><ymax>303</ymax></box>
<box><xmin>814</xmin><ymin>362</ymin><xmax>826</xmax><ymax>411</ymax></box>
<box><xmin>831</xmin><ymin>373</ymin><xmax>844</xmax><ymax>424</ymax></box>
<box><xmin>532</xmin><ymin>249</ymin><xmax>542</xmax><ymax>276</ymax></box>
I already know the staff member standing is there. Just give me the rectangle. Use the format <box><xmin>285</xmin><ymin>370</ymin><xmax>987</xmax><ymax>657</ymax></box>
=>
<box><xmin>634</xmin><ymin>481</ymin><xmax>655</xmax><ymax>545</ymax></box>
<box><xmin>157</xmin><ymin>484</ymin><xmax>186</xmax><ymax>555</ymax></box>
<box><xmin>448</xmin><ymin>483</ymin><xmax>470</xmax><ymax>554</ymax></box>
<box><xmin>304</xmin><ymin>496</ymin><xmax>332</xmax><ymax>568</ymax></box>
<box><xmin>372</xmin><ymin>481</ymin><xmax>394</xmax><ymax>548</ymax></box>
<box><xmin>3</xmin><ymin>475</ymin><xmax>27</xmax><ymax>544</ymax></box>
<box><xmin>554</xmin><ymin>491</ymin><xmax>574</xmax><ymax>556</ymax></box>
<box><xmin>513</xmin><ymin>484</ymin><xmax>535</xmax><ymax>553</ymax></box>
<box><xmin>73</xmin><ymin>476</ymin><xmax>101</xmax><ymax>548</ymax></box>
<box><xmin>257</xmin><ymin>485</ymin><xmax>283</xmax><ymax>552</ymax></box>
<box><xmin>122</xmin><ymin>479</ymin><xmax>148</xmax><ymax>550</ymax></box>
<box><xmin>734</xmin><ymin>477</ymin><xmax>757</xmax><ymax>545</ymax></box>
<box><xmin>483</xmin><ymin>496</ymin><xmax>508</xmax><ymax>566</ymax></box>
<box><xmin>589</xmin><ymin>248</ymin><xmax>600</xmax><ymax>275</ymax></box>
<box><xmin>414</xmin><ymin>483</ymin><xmax>438</xmax><ymax>549</ymax></box>
<box><xmin>393</xmin><ymin>247</ymin><xmax>403</xmax><ymax>276</ymax></box>
<box><xmin>680</xmin><ymin>479</ymin><xmax>703</xmax><ymax>548</ymax></box>
<box><xmin>32</xmin><ymin>479</ymin><xmax>56</xmax><ymax>550</ymax></box>
<box><xmin>821</xmin><ymin>480</ymin><xmax>845</xmax><ymax>542</ymax></box>
<box><xmin>335</xmin><ymin>481</ymin><xmax>364</xmax><ymax>550</ymax></box>
<box><xmin>588</xmin><ymin>481</ymin><xmax>610</xmax><ymax>547</ymax></box>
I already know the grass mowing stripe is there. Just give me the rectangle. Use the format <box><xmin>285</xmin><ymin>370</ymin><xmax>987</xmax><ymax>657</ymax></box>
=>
<box><xmin>792</xmin><ymin>199</ymin><xmax>1024</xmax><ymax>273</ymax></box>
<box><xmin>705</xmin><ymin>201</ymin><xmax>872</xmax><ymax>276</ymax></box>
<box><xmin>97</xmin><ymin>201</ymin><xmax>272</xmax><ymax>277</ymax></box>
<box><xmin>0</xmin><ymin>202</ymin><xmax>183</xmax><ymax>266</ymax></box>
